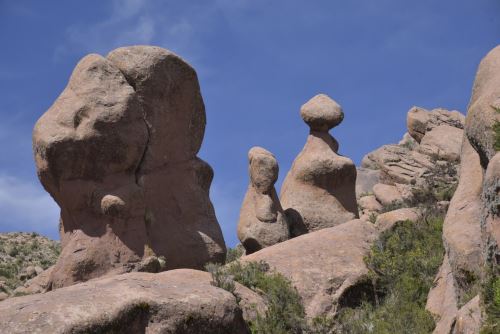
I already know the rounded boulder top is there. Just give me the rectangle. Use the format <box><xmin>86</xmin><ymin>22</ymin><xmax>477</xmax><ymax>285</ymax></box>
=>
<box><xmin>300</xmin><ymin>94</ymin><xmax>344</xmax><ymax>131</ymax></box>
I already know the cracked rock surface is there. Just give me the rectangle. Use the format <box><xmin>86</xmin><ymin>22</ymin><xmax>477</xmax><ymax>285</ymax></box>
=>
<box><xmin>33</xmin><ymin>46</ymin><xmax>226</xmax><ymax>289</ymax></box>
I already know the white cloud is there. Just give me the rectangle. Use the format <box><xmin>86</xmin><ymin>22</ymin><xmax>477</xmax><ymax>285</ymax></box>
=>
<box><xmin>0</xmin><ymin>174</ymin><xmax>59</xmax><ymax>238</ymax></box>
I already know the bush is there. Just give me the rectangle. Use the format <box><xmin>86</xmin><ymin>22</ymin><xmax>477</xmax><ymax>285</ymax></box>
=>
<box><xmin>480</xmin><ymin>267</ymin><xmax>500</xmax><ymax>334</ymax></box>
<box><xmin>206</xmin><ymin>260</ymin><xmax>306</xmax><ymax>334</ymax></box>
<box><xmin>337</xmin><ymin>216</ymin><xmax>444</xmax><ymax>334</ymax></box>
<box><xmin>226</xmin><ymin>246</ymin><xmax>244</xmax><ymax>264</ymax></box>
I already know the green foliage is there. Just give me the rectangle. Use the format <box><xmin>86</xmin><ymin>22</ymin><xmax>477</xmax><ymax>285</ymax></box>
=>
<box><xmin>368</xmin><ymin>212</ymin><xmax>377</xmax><ymax>224</ymax></box>
<box><xmin>379</xmin><ymin>200</ymin><xmax>405</xmax><ymax>213</ymax></box>
<box><xmin>337</xmin><ymin>216</ymin><xmax>444</xmax><ymax>334</ymax></box>
<box><xmin>206</xmin><ymin>260</ymin><xmax>306</xmax><ymax>334</ymax></box>
<box><xmin>226</xmin><ymin>246</ymin><xmax>244</xmax><ymax>264</ymax></box>
<box><xmin>493</xmin><ymin>121</ymin><xmax>500</xmax><ymax>152</ymax></box>
<box><xmin>480</xmin><ymin>268</ymin><xmax>500</xmax><ymax>334</ymax></box>
<box><xmin>226</xmin><ymin>261</ymin><xmax>306</xmax><ymax>334</ymax></box>
<box><xmin>204</xmin><ymin>262</ymin><xmax>236</xmax><ymax>296</ymax></box>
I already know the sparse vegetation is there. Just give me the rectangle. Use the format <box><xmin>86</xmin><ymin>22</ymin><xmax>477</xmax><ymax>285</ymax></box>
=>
<box><xmin>336</xmin><ymin>215</ymin><xmax>444</xmax><ymax>334</ymax></box>
<box><xmin>0</xmin><ymin>232</ymin><xmax>60</xmax><ymax>292</ymax></box>
<box><xmin>226</xmin><ymin>245</ymin><xmax>245</xmax><ymax>263</ymax></box>
<box><xmin>206</xmin><ymin>260</ymin><xmax>307</xmax><ymax>333</ymax></box>
<box><xmin>480</xmin><ymin>267</ymin><xmax>500</xmax><ymax>334</ymax></box>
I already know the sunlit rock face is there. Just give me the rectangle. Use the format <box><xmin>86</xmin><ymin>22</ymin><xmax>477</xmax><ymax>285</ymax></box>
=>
<box><xmin>33</xmin><ymin>46</ymin><xmax>226</xmax><ymax>289</ymax></box>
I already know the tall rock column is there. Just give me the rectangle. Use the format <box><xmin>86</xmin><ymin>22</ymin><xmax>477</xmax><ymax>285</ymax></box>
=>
<box><xmin>33</xmin><ymin>46</ymin><xmax>226</xmax><ymax>289</ymax></box>
<box><xmin>280</xmin><ymin>94</ymin><xmax>358</xmax><ymax>236</ymax></box>
<box><xmin>237</xmin><ymin>147</ymin><xmax>290</xmax><ymax>254</ymax></box>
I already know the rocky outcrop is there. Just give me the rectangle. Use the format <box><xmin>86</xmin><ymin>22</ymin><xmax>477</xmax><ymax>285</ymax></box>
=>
<box><xmin>33</xmin><ymin>46</ymin><xmax>226</xmax><ymax>289</ymax></box>
<box><xmin>280</xmin><ymin>94</ymin><xmax>358</xmax><ymax>235</ymax></box>
<box><xmin>442</xmin><ymin>136</ymin><xmax>483</xmax><ymax>296</ymax></box>
<box><xmin>242</xmin><ymin>219</ymin><xmax>378</xmax><ymax>319</ymax></box>
<box><xmin>465</xmin><ymin>45</ymin><xmax>500</xmax><ymax>168</ymax></box>
<box><xmin>361</xmin><ymin>107</ymin><xmax>464</xmax><ymax>189</ymax></box>
<box><xmin>375</xmin><ymin>207</ymin><xmax>421</xmax><ymax>233</ymax></box>
<box><xmin>237</xmin><ymin>147</ymin><xmax>289</xmax><ymax>254</ymax></box>
<box><xmin>0</xmin><ymin>269</ymin><xmax>249</xmax><ymax>333</ymax></box>
<box><xmin>426</xmin><ymin>44</ymin><xmax>500</xmax><ymax>334</ymax></box>
<box><xmin>407</xmin><ymin>106</ymin><xmax>465</xmax><ymax>143</ymax></box>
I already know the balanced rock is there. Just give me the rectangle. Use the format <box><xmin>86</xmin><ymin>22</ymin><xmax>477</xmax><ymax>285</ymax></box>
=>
<box><xmin>280</xmin><ymin>94</ymin><xmax>358</xmax><ymax>235</ymax></box>
<box><xmin>33</xmin><ymin>46</ymin><xmax>226</xmax><ymax>289</ymax></box>
<box><xmin>0</xmin><ymin>269</ymin><xmax>249</xmax><ymax>333</ymax></box>
<box><xmin>465</xmin><ymin>45</ymin><xmax>500</xmax><ymax>168</ymax></box>
<box><xmin>237</xmin><ymin>147</ymin><xmax>290</xmax><ymax>254</ymax></box>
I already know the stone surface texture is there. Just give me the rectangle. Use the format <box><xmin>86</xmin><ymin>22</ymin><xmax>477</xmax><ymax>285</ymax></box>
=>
<box><xmin>33</xmin><ymin>46</ymin><xmax>226</xmax><ymax>289</ymax></box>
<box><xmin>0</xmin><ymin>269</ymin><xmax>249</xmax><ymax>334</ymax></box>
<box><xmin>280</xmin><ymin>94</ymin><xmax>358</xmax><ymax>235</ymax></box>
<box><xmin>237</xmin><ymin>147</ymin><xmax>289</xmax><ymax>254</ymax></box>
<box><xmin>242</xmin><ymin>219</ymin><xmax>379</xmax><ymax>319</ymax></box>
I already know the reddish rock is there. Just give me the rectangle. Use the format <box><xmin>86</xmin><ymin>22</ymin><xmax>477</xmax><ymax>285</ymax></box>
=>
<box><xmin>33</xmin><ymin>46</ymin><xmax>226</xmax><ymax>289</ymax></box>
<box><xmin>237</xmin><ymin>147</ymin><xmax>290</xmax><ymax>254</ymax></box>
<box><xmin>0</xmin><ymin>269</ymin><xmax>249</xmax><ymax>334</ymax></box>
<box><xmin>280</xmin><ymin>94</ymin><xmax>358</xmax><ymax>235</ymax></box>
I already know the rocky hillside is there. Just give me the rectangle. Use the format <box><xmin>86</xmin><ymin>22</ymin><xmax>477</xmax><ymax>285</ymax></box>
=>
<box><xmin>0</xmin><ymin>232</ymin><xmax>60</xmax><ymax>299</ymax></box>
<box><xmin>0</xmin><ymin>44</ymin><xmax>498</xmax><ymax>334</ymax></box>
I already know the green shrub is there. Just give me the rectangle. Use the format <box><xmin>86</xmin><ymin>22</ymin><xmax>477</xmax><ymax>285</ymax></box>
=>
<box><xmin>480</xmin><ymin>268</ymin><xmax>500</xmax><ymax>334</ymax></box>
<box><xmin>226</xmin><ymin>246</ymin><xmax>244</xmax><ymax>263</ymax></box>
<box><xmin>206</xmin><ymin>260</ymin><xmax>306</xmax><ymax>334</ymax></box>
<box><xmin>337</xmin><ymin>216</ymin><xmax>444</xmax><ymax>334</ymax></box>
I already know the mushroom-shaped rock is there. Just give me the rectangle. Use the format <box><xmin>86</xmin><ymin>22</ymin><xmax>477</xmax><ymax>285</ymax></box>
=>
<box><xmin>33</xmin><ymin>46</ymin><xmax>226</xmax><ymax>289</ymax></box>
<box><xmin>237</xmin><ymin>147</ymin><xmax>290</xmax><ymax>254</ymax></box>
<box><xmin>280</xmin><ymin>94</ymin><xmax>358</xmax><ymax>235</ymax></box>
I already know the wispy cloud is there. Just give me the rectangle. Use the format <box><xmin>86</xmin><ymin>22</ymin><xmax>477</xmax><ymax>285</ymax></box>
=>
<box><xmin>0</xmin><ymin>174</ymin><xmax>59</xmax><ymax>239</ymax></box>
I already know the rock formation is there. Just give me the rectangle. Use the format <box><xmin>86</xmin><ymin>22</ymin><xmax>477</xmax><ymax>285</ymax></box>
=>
<box><xmin>0</xmin><ymin>269</ymin><xmax>250</xmax><ymax>333</ymax></box>
<box><xmin>280</xmin><ymin>94</ymin><xmax>358</xmax><ymax>235</ymax></box>
<box><xmin>237</xmin><ymin>147</ymin><xmax>290</xmax><ymax>254</ymax></box>
<box><xmin>426</xmin><ymin>44</ymin><xmax>500</xmax><ymax>334</ymax></box>
<box><xmin>242</xmin><ymin>219</ymin><xmax>379</xmax><ymax>319</ymax></box>
<box><xmin>32</xmin><ymin>46</ymin><xmax>226</xmax><ymax>289</ymax></box>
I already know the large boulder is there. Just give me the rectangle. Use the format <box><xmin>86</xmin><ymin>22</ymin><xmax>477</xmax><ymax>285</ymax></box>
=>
<box><xmin>465</xmin><ymin>45</ymin><xmax>500</xmax><ymax>168</ymax></box>
<box><xmin>419</xmin><ymin>125</ymin><xmax>464</xmax><ymax>162</ymax></box>
<box><xmin>280</xmin><ymin>94</ymin><xmax>358</xmax><ymax>235</ymax></box>
<box><xmin>242</xmin><ymin>219</ymin><xmax>379</xmax><ymax>319</ymax></box>
<box><xmin>33</xmin><ymin>46</ymin><xmax>226</xmax><ymax>289</ymax></box>
<box><xmin>237</xmin><ymin>147</ymin><xmax>289</xmax><ymax>254</ymax></box>
<box><xmin>0</xmin><ymin>269</ymin><xmax>249</xmax><ymax>334</ymax></box>
<box><xmin>407</xmin><ymin>106</ymin><xmax>465</xmax><ymax>143</ymax></box>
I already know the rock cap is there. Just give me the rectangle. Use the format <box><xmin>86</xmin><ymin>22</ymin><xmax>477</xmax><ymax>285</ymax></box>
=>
<box><xmin>300</xmin><ymin>94</ymin><xmax>344</xmax><ymax>131</ymax></box>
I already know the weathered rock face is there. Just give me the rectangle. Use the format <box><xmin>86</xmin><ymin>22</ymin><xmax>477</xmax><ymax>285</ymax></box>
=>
<box><xmin>426</xmin><ymin>45</ymin><xmax>500</xmax><ymax>334</ymax></box>
<box><xmin>442</xmin><ymin>136</ymin><xmax>483</xmax><ymax>296</ymax></box>
<box><xmin>426</xmin><ymin>254</ymin><xmax>459</xmax><ymax>334</ymax></box>
<box><xmin>465</xmin><ymin>45</ymin><xmax>500</xmax><ymax>168</ymax></box>
<box><xmin>242</xmin><ymin>219</ymin><xmax>379</xmax><ymax>319</ymax></box>
<box><xmin>407</xmin><ymin>106</ymin><xmax>465</xmax><ymax>143</ymax></box>
<box><xmin>361</xmin><ymin>107</ymin><xmax>464</xmax><ymax>189</ymax></box>
<box><xmin>280</xmin><ymin>94</ymin><xmax>358</xmax><ymax>235</ymax></box>
<box><xmin>0</xmin><ymin>269</ymin><xmax>249</xmax><ymax>334</ymax></box>
<box><xmin>33</xmin><ymin>46</ymin><xmax>226</xmax><ymax>289</ymax></box>
<box><xmin>237</xmin><ymin>147</ymin><xmax>290</xmax><ymax>254</ymax></box>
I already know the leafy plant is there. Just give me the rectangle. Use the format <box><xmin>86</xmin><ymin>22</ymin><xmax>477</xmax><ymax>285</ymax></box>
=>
<box><xmin>206</xmin><ymin>260</ymin><xmax>307</xmax><ymax>334</ymax></box>
<box><xmin>226</xmin><ymin>246</ymin><xmax>244</xmax><ymax>264</ymax></box>
<box><xmin>337</xmin><ymin>216</ymin><xmax>444</xmax><ymax>334</ymax></box>
<box><xmin>480</xmin><ymin>267</ymin><xmax>500</xmax><ymax>334</ymax></box>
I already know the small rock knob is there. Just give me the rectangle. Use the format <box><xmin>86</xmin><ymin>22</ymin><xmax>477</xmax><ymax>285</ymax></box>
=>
<box><xmin>300</xmin><ymin>94</ymin><xmax>343</xmax><ymax>131</ymax></box>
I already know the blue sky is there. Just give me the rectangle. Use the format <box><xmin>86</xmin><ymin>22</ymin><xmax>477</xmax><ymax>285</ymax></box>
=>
<box><xmin>0</xmin><ymin>0</ymin><xmax>499</xmax><ymax>247</ymax></box>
